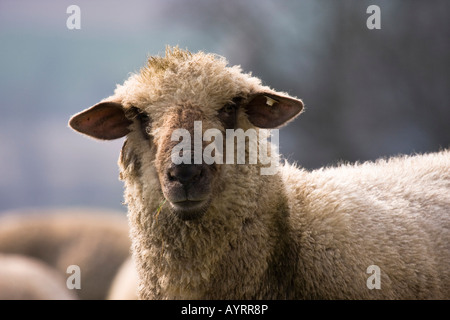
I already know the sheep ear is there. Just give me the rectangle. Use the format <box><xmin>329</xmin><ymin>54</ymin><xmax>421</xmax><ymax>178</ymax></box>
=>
<box><xmin>244</xmin><ymin>93</ymin><xmax>304</xmax><ymax>128</ymax></box>
<box><xmin>69</xmin><ymin>101</ymin><xmax>131</xmax><ymax>140</ymax></box>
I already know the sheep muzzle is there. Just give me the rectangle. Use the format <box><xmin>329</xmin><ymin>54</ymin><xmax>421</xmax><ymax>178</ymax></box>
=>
<box><xmin>161</xmin><ymin>163</ymin><xmax>213</xmax><ymax>220</ymax></box>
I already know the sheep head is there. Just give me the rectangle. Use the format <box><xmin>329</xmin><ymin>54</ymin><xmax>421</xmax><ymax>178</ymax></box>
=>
<box><xmin>69</xmin><ymin>47</ymin><xmax>304</xmax><ymax>221</ymax></box>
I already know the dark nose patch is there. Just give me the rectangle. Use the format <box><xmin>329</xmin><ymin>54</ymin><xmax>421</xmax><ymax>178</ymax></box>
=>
<box><xmin>167</xmin><ymin>164</ymin><xmax>203</xmax><ymax>186</ymax></box>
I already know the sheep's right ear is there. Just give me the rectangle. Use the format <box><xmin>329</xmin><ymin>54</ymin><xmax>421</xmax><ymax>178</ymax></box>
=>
<box><xmin>69</xmin><ymin>101</ymin><xmax>131</xmax><ymax>140</ymax></box>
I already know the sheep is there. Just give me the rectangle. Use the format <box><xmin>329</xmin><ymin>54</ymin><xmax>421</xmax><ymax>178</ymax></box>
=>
<box><xmin>107</xmin><ymin>257</ymin><xmax>139</xmax><ymax>300</ymax></box>
<box><xmin>68</xmin><ymin>46</ymin><xmax>450</xmax><ymax>299</ymax></box>
<box><xmin>0</xmin><ymin>254</ymin><xmax>77</xmax><ymax>300</ymax></box>
<box><xmin>0</xmin><ymin>208</ymin><xmax>131</xmax><ymax>300</ymax></box>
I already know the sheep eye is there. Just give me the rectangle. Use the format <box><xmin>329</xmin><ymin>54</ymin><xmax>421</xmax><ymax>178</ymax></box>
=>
<box><xmin>220</xmin><ymin>97</ymin><xmax>243</xmax><ymax>114</ymax></box>
<box><xmin>218</xmin><ymin>97</ymin><xmax>242</xmax><ymax>129</ymax></box>
<box><xmin>221</xmin><ymin>103</ymin><xmax>235</xmax><ymax>114</ymax></box>
<box><xmin>127</xmin><ymin>107</ymin><xmax>151</xmax><ymax>139</ymax></box>
<box><xmin>137</xmin><ymin>113</ymin><xmax>151</xmax><ymax>138</ymax></box>
<box><xmin>136</xmin><ymin>112</ymin><xmax>150</xmax><ymax>125</ymax></box>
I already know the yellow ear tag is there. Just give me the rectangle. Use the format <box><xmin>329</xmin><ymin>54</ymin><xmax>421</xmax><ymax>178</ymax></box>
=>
<box><xmin>265</xmin><ymin>96</ymin><xmax>278</xmax><ymax>107</ymax></box>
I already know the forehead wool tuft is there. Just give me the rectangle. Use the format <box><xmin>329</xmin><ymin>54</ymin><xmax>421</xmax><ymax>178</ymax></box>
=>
<box><xmin>139</xmin><ymin>46</ymin><xmax>194</xmax><ymax>78</ymax></box>
<box><xmin>112</xmin><ymin>46</ymin><xmax>270</xmax><ymax>116</ymax></box>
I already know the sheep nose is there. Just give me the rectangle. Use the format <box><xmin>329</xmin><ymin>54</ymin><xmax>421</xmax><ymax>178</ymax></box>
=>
<box><xmin>167</xmin><ymin>164</ymin><xmax>203</xmax><ymax>185</ymax></box>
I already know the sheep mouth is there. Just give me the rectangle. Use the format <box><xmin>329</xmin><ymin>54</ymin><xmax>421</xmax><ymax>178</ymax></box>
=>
<box><xmin>169</xmin><ymin>199</ymin><xmax>211</xmax><ymax>221</ymax></box>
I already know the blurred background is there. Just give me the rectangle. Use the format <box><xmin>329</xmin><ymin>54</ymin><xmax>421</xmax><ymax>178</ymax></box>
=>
<box><xmin>1</xmin><ymin>0</ymin><xmax>449</xmax><ymax>213</ymax></box>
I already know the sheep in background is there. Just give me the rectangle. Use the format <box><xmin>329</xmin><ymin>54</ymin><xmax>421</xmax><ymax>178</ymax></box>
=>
<box><xmin>107</xmin><ymin>257</ymin><xmax>139</xmax><ymax>300</ymax></box>
<box><xmin>0</xmin><ymin>254</ymin><xmax>77</xmax><ymax>300</ymax></box>
<box><xmin>69</xmin><ymin>47</ymin><xmax>450</xmax><ymax>299</ymax></box>
<box><xmin>0</xmin><ymin>208</ymin><xmax>131</xmax><ymax>300</ymax></box>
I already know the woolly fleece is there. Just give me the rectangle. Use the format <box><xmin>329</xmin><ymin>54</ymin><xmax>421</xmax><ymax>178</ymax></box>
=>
<box><xmin>71</xmin><ymin>47</ymin><xmax>449</xmax><ymax>299</ymax></box>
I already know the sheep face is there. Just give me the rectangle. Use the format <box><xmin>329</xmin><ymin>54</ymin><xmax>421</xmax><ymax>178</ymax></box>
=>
<box><xmin>69</xmin><ymin>47</ymin><xmax>304</xmax><ymax>221</ymax></box>
<box><xmin>142</xmin><ymin>104</ymin><xmax>221</xmax><ymax>221</ymax></box>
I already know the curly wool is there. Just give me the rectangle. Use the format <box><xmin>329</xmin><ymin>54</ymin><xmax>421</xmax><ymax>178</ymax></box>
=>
<box><xmin>73</xmin><ymin>47</ymin><xmax>450</xmax><ymax>299</ymax></box>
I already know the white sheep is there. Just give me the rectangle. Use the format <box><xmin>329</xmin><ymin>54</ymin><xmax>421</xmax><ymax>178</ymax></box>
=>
<box><xmin>107</xmin><ymin>257</ymin><xmax>139</xmax><ymax>300</ymax></box>
<box><xmin>0</xmin><ymin>208</ymin><xmax>131</xmax><ymax>300</ymax></box>
<box><xmin>69</xmin><ymin>47</ymin><xmax>450</xmax><ymax>299</ymax></box>
<box><xmin>0</xmin><ymin>254</ymin><xmax>77</xmax><ymax>300</ymax></box>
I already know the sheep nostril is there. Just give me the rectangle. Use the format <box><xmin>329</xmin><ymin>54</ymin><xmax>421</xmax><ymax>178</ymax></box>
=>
<box><xmin>167</xmin><ymin>164</ymin><xmax>203</xmax><ymax>185</ymax></box>
<box><xmin>167</xmin><ymin>170</ymin><xmax>176</xmax><ymax>182</ymax></box>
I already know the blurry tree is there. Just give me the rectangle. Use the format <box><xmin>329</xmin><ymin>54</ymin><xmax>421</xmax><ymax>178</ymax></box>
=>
<box><xmin>163</xmin><ymin>0</ymin><xmax>450</xmax><ymax>168</ymax></box>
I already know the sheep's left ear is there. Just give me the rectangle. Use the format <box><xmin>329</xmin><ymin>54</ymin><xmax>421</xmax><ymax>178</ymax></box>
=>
<box><xmin>69</xmin><ymin>101</ymin><xmax>131</xmax><ymax>140</ymax></box>
<box><xmin>244</xmin><ymin>93</ymin><xmax>304</xmax><ymax>128</ymax></box>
